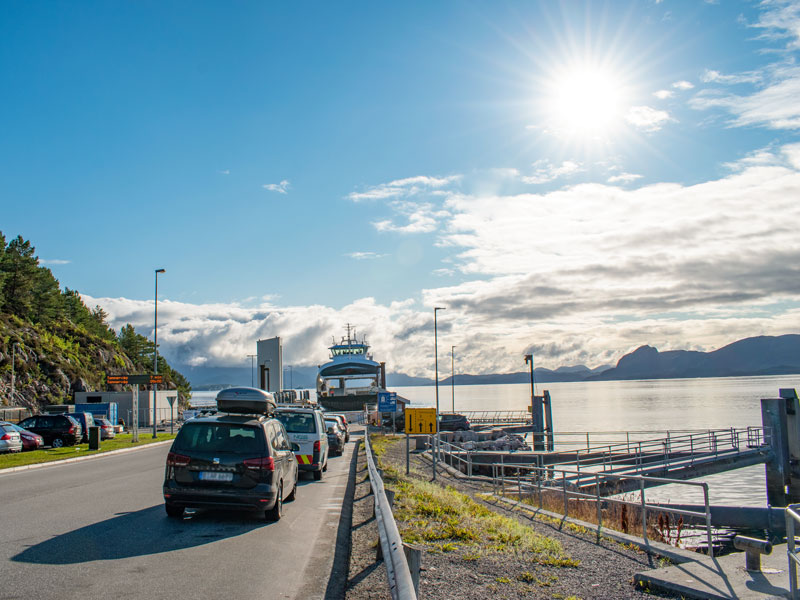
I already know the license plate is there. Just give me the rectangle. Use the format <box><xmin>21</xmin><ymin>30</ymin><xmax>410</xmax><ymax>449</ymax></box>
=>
<box><xmin>199</xmin><ymin>471</ymin><xmax>233</xmax><ymax>482</ymax></box>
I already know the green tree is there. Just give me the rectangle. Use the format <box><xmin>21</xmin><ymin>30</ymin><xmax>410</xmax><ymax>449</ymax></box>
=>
<box><xmin>0</xmin><ymin>231</ymin><xmax>6</xmax><ymax>307</ymax></box>
<box><xmin>1</xmin><ymin>235</ymin><xmax>38</xmax><ymax>318</ymax></box>
<box><xmin>31</xmin><ymin>267</ymin><xmax>62</xmax><ymax>324</ymax></box>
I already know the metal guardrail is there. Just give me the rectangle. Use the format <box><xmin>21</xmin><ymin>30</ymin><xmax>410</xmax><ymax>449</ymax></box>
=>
<box><xmin>427</xmin><ymin>435</ymin><xmax>716</xmax><ymax>557</ymax></box>
<box><xmin>787</xmin><ymin>505</ymin><xmax>800</xmax><ymax>599</ymax></box>
<box><xmin>364</xmin><ymin>431</ymin><xmax>417</xmax><ymax>600</ymax></box>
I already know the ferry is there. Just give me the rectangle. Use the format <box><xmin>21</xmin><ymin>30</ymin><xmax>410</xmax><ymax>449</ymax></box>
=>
<box><xmin>316</xmin><ymin>325</ymin><xmax>387</xmax><ymax>411</ymax></box>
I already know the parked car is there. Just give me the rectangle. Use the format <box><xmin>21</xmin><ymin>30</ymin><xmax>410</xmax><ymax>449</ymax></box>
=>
<box><xmin>163</xmin><ymin>387</ymin><xmax>298</xmax><ymax>521</ymax></box>
<box><xmin>0</xmin><ymin>422</ymin><xmax>23</xmax><ymax>453</ymax></box>
<box><xmin>68</xmin><ymin>412</ymin><xmax>96</xmax><ymax>443</ymax></box>
<box><xmin>1</xmin><ymin>422</ymin><xmax>43</xmax><ymax>451</ymax></box>
<box><xmin>439</xmin><ymin>413</ymin><xmax>471</xmax><ymax>431</ymax></box>
<box><xmin>94</xmin><ymin>417</ymin><xmax>116</xmax><ymax>440</ymax></box>
<box><xmin>17</xmin><ymin>414</ymin><xmax>82</xmax><ymax>448</ymax></box>
<box><xmin>325</xmin><ymin>419</ymin><xmax>345</xmax><ymax>456</ymax></box>
<box><xmin>274</xmin><ymin>407</ymin><xmax>329</xmax><ymax>481</ymax></box>
<box><xmin>324</xmin><ymin>413</ymin><xmax>350</xmax><ymax>442</ymax></box>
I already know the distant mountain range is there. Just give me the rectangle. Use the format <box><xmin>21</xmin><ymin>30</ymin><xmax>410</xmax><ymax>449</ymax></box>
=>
<box><xmin>180</xmin><ymin>334</ymin><xmax>800</xmax><ymax>390</ymax></box>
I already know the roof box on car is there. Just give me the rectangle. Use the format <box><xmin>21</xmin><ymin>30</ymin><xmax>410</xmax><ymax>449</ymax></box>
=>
<box><xmin>216</xmin><ymin>387</ymin><xmax>276</xmax><ymax>415</ymax></box>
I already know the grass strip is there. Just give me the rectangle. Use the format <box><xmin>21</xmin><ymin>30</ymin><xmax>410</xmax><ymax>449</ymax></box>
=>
<box><xmin>0</xmin><ymin>432</ymin><xmax>176</xmax><ymax>470</ymax></box>
<box><xmin>371</xmin><ymin>434</ymin><xmax>579</xmax><ymax>566</ymax></box>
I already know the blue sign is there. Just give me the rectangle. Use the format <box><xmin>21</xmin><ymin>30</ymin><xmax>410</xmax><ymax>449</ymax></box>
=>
<box><xmin>378</xmin><ymin>392</ymin><xmax>397</xmax><ymax>412</ymax></box>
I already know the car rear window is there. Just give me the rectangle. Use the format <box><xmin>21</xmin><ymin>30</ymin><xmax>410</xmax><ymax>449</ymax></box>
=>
<box><xmin>275</xmin><ymin>412</ymin><xmax>317</xmax><ymax>434</ymax></box>
<box><xmin>173</xmin><ymin>423</ymin><xmax>265</xmax><ymax>454</ymax></box>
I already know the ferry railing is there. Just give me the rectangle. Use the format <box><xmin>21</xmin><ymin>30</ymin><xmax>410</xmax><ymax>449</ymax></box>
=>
<box><xmin>425</xmin><ymin>436</ymin><xmax>715</xmax><ymax>557</ymax></box>
<box><xmin>787</xmin><ymin>505</ymin><xmax>800</xmax><ymax>599</ymax></box>
<box><xmin>364</xmin><ymin>431</ymin><xmax>417</xmax><ymax>600</ymax></box>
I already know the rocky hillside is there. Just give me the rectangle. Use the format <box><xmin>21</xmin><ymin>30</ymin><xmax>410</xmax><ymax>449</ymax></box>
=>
<box><xmin>0</xmin><ymin>313</ymin><xmax>135</xmax><ymax>408</ymax></box>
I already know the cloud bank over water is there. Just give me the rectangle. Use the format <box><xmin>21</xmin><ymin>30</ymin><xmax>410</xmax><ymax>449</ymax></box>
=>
<box><xmin>87</xmin><ymin>144</ymin><xmax>800</xmax><ymax>377</ymax></box>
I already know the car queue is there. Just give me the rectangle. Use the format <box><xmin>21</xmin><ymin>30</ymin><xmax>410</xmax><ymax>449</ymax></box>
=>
<box><xmin>163</xmin><ymin>387</ymin><xmax>354</xmax><ymax>522</ymax></box>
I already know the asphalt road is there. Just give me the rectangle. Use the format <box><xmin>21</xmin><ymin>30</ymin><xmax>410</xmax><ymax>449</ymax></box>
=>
<box><xmin>0</xmin><ymin>435</ymin><xmax>358</xmax><ymax>600</ymax></box>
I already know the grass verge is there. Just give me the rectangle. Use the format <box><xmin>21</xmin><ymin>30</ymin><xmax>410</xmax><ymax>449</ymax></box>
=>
<box><xmin>0</xmin><ymin>432</ymin><xmax>176</xmax><ymax>470</ymax></box>
<box><xmin>371</xmin><ymin>433</ymin><xmax>579</xmax><ymax>567</ymax></box>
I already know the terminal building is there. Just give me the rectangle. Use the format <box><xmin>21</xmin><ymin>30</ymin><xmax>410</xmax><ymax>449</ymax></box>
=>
<box><xmin>73</xmin><ymin>390</ymin><xmax>178</xmax><ymax>427</ymax></box>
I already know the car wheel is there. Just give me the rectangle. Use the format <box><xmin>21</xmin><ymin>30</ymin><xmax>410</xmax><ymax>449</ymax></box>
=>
<box><xmin>51</xmin><ymin>437</ymin><xmax>65</xmax><ymax>448</ymax></box>
<box><xmin>285</xmin><ymin>471</ymin><xmax>298</xmax><ymax>502</ymax></box>
<box><xmin>165</xmin><ymin>504</ymin><xmax>184</xmax><ymax>518</ymax></box>
<box><xmin>313</xmin><ymin>468</ymin><xmax>323</xmax><ymax>481</ymax></box>
<box><xmin>266</xmin><ymin>482</ymin><xmax>283</xmax><ymax>521</ymax></box>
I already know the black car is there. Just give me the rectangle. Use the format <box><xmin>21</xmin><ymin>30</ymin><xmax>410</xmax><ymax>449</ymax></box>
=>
<box><xmin>163</xmin><ymin>387</ymin><xmax>299</xmax><ymax>521</ymax></box>
<box><xmin>439</xmin><ymin>413</ymin><xmax>471</xmax><ymax>431</ymax></box>
<box><xmin>17</xmin><ymin>414</ymin><xmax>83</xmax><ymax>447</ymax></box>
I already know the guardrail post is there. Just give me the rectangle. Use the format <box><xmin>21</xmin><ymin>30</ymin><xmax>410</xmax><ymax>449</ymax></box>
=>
<box><xmin>595</xmin><ymin>473</ymin><xmax>602</xmax><ymax>542</ymax></box>
<box><xmin>517</xmin><ymin>471</ymin><xmax>522</xmax><ymax>501</ymax></box>
<box><xmin>703</xmin><ymin>483</ymin><xmax>714</xmax><ymax>559</ymax></box>
<box><xmin>404</xmin><ymin>543</ymin><xmax>421</xmax><ymax>596</ymax></box>
<box><xmin>563</xmin><ymin>474</ymin><xmax>568</xmax><ymax>517</ymax></box>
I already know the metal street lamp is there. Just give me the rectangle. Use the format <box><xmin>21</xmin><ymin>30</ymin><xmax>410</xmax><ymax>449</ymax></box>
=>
<box><xmin>284</xmin><ymin>365</ymin><xmax>293</xmax><ymax>389</ymax></box>
<box><xmin>247</xmin><ymin>354</ymin><xmax>257</xmax><ymax>387</ymax></box>
<box><xmin>153</xmin><ymin>268</ymin><xmax>165</xmax><ymax>438</ymax></box>
<box><xmin>525</xmin><ymin>353</ymin><xmax>537</xmax><ymax>447</ymax></box>
<box><xmin>433</xmin><ymin>306</ymin><xmax>445</xmax><ymax>480</ymax></box>
<box><xmin>451</xmin><ymin>345</ymin><xmax>456</xmax><ymax>413</ymax></box>
<box><xmin>10</xmin><ymin>342</ymin><xmax>20</xmax><ymax>404</ymax></box>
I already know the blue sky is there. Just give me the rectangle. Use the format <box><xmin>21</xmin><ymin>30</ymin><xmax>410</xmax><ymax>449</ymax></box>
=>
<box><xmin>3</xmin><ymin>1</ymin><xmax>799</xmax><ymax>376</ymax></box>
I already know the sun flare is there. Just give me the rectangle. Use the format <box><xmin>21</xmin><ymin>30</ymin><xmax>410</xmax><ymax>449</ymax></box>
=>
<box><xmin>543</xmin><ymin>64</ymin><xmax>626</xmax><ymax>138</ymax></box>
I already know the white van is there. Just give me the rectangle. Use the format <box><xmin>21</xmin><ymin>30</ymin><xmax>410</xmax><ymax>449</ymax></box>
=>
<box><xmin>274</xmin><ymin>407</ymin><xmax>329</xmax><ymax>480</ymax></box>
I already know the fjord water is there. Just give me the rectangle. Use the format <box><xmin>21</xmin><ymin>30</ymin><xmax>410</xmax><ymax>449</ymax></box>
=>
<box><xmin>396</xmin><ymin>375</ymin><xmax>800</xmax><ymax>506</ymax></box>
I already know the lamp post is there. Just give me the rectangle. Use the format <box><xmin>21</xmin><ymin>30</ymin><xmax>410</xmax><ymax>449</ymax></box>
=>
<box><xmin>10</xmin><ymin>342</ymin><xmax>20</xmax><ymax>404</ymax></box>
<box><xmin>524</xmin><ymin>353</ymin><xmax>537</xmax><ymax>448</ymax></box>
<box><xmin>451</xmin><ymin>345</ymin><xmax>456</xmax><ymax>412</ymax></box>
<box><xmin>284</xmin><ymin>365</ymin><xmax>293</xmax><ymax>389</ymax></box>
<box><xmin>247</xmin><ymin>354</ymin><xmax>257</xmax><ymax>387</ymax></box>
<box><xmin>153</xmin><ymin>268</ymin><xmax>165</xmax><ymax>438</ymax></box>
<box><xmin>433</xmin><ymin>306</ymin><xmax>445</xmax><ymax>481</ymax></box>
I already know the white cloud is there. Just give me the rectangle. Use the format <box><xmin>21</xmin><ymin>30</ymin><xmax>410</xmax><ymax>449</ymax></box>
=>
<box><xmin>346</xmin><ymin>251</ymin><xmax>388</xmax><ymax>260</ymax></box>
<box><xmin>263</xmin><ymin>180</ymin><xmax>290</xmax><ymax>194</ymax></box>
<box><xmin>672</xmin><ymin>80</ymin><xmax>694</xmax><ymax>90</ymax></box>
<box><xmin>349</xmin><ymin>175</ymin><xmax>461</xmax><ymax>202</ymax></box>
<box><xmin>39</xmin><ymin>259</ymin><xmax>71</xmax><ymax>265</ymax></box>
<box><xmin>521</xmin><ymin>160</ymin><xmax>581</xmax><ymax>185</ymax></box>
<box><xmin>701</xmin><ymin>69</ymin><xmax>763</xmax><ymax>85</ymax></box>
<box><xmin>691</xmin><ymin>65</ymin><xmax>800</xmax><ymax>129</ymax></box>
<box><xmin>607</xmin><ymin>172</ymin><xmax>643</xmax><ymax>184</ymax></box>
<box><xmin>219</xmin><ymin>169</ymin><xmax>230</xmax><ymax>175</ymax></box>
<box><xmin>625</xmin><ymin>106</ymin><xmax>673</xmax><ymax>131</ymax></box>
<box><xmin>653</xmin><ymin>90</ymin><xmax>674</xmax><ymax>99</ymax></box>
<box><xmin>372</xmin><ymin>201</ymin><xmax>444</xmax><ymax>234</ymax></box>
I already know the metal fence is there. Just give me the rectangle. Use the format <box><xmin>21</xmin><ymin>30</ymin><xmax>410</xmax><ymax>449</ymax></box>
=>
<box><xmin>428</xmin><ymin>435</ymin><xmax>716</xmax><ymax>557</ymax></box>
<box><xmin>364</xmin><ymin>431</ymin><xmax>417</xmax><ymax>600</ymax></box>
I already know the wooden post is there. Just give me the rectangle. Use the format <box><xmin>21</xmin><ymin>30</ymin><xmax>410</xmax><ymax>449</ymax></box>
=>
<box><xmin>404</xmin><ymin>543</ymin><xmax>422</xmax><ymax>595</ymax></box>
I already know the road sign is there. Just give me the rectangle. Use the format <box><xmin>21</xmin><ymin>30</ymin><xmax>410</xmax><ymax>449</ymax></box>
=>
<box><xmin>167</xmin><ymin>395</ymin><xmax>176</xmax><ymax>407</ymax></box>
<box><xmin>378</xmin><ymin>391</ymin><xmax>397</xmax><ymax>412</ymax></box>
<box><xmin>107</xmin><ymin>374</ymin><xmax>163</xmax><ymax>385</ymax></box>
<box><xmin>405</xmin><ymin>408</ymin><xmax>437</xmax><ymax>434</ymax></box>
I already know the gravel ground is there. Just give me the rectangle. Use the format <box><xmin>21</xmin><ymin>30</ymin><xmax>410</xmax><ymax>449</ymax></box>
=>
<box><xmin>345</xmin><ymin>433</ymin><xmax>680</xmax><ymax>600</ymax></box>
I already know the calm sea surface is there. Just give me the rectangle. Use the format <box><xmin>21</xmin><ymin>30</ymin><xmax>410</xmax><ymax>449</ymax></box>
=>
<box><xmin>194</xmin><ymin>375</ymin><xmax>800</xmax><ymax>506</ymax></box>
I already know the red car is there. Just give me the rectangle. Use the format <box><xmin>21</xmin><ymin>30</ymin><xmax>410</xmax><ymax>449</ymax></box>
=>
<box><xmin>1</xmin><ymin>422</ymin><xmax>44</xmax><ymax>451</ymax></box>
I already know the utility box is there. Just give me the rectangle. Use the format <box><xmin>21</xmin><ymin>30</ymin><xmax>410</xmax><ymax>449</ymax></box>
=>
<box><xmin>88</xmin><ymin>426</ymin><xmax>101</xmax><ymax>450</ymax></box>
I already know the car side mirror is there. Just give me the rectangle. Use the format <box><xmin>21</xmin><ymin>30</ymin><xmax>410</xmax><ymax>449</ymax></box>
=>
<box><xmin>291</xmin><ymin>442</ymin><xmax>300</xmax><ymax>452</ymax></box>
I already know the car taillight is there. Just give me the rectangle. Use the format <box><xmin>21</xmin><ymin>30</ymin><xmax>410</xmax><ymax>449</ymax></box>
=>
<box><xmin>166</xmin><ymin>452</ymin><xmax>191</xmax><ymax>467</ymax></box>
<box><xmin>68</xmin><ymin>424</ymin><xmax>76</xmax><ymax>434</ymax></box>
<box><xmin>313</xmin><ymin>440</ymin><xmax>321</xmax><ymax>452</ymax></box>
<box><xmin>0</xmin><ymin>433</ymin><xmax>10</xmax><ymax>441</ymax></box>
<box><xmin>243</xmin><ymin>457</ymin><xmax>274</xmax><ymax>472</ymax></box>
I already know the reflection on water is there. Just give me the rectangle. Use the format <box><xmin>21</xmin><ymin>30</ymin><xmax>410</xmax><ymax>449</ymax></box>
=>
<box><xmin>395</xmin><ymin>375</ymin><xmax>800</xmax><ymax>506</ymax></box>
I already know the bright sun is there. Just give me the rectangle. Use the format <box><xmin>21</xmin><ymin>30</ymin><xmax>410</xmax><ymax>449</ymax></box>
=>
<box><xmin>544</xmin><ymin>64</ymin><xmax>626</xmax><ymax>138</ymax></box>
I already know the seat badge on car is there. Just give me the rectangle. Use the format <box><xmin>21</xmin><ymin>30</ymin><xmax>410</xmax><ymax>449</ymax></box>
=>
<box><xmin>213</xmin><ymin>457</ymin><xmax>220</xmax><ymax>464</ymax></box>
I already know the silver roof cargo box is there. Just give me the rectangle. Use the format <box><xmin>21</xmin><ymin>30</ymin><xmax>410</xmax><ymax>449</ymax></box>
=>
<box><xmin>216</xmin><ymin>387</ymin><xmax>276</xmax><ymax>415</ymax></box>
